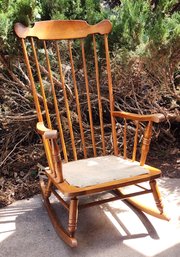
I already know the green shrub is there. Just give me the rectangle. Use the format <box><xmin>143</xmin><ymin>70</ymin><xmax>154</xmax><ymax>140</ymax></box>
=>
<box><xmin>0</xmin><ymin>0</ymin><xmax>179</xmax><ymax>56</ymax></box>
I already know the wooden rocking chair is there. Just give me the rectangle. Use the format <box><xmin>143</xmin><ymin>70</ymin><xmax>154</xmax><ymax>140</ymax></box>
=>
<box><xmin>14</xmin><ymin>20</ymin><xmax>169</xmax><ymax>247</ymax></box>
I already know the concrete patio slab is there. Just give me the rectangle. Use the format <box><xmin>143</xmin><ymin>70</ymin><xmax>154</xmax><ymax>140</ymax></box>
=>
<box><xmin>0</xmin><ymin>178</ymin><xmax>180</xmax><ymax>257</ymax></box>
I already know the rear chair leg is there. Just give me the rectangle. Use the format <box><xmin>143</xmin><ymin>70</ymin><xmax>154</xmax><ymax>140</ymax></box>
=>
<box><xmin>68</xmin><ymin>197</ymin><xmax>79</xmax><ymax>237</ymax></box>
<box><xmin>149</xmin><ymin>180</ymin><xmax>163</xmax><ymax>214</ymax></box>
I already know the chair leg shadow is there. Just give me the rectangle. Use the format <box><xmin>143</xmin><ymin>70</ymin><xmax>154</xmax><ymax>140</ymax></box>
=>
<box><xmin>105</xmin><ymin>199</ymin><xmax>160</xmax><ymax>240</ymax></box>
<box><xmin>46</xmin><ymin>193</ymin><xmax>160</xmax><ymax>247</ymax></box>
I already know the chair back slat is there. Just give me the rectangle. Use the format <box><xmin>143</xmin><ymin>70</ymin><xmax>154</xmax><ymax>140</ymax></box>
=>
<box><xmin>104</xmin><ymin>35</ymin><xmax>118</xmax><ymax>155</ymax></box>
<box><xmin>93</xmin><ymin>35</ymin><xmax>106</xmax><ymax>155</ymax></box>
<box><xmin>44</xmin><ymin>41</ymin><xmax>68</xmax><ymax>162</ymax></box>
<box><xmin>81</xmin><ymin>39</ymin><xmax>97</xmax><ymax>157</ymax></box>
<box><xmin>68</xmin><ymin>41</ymin><xmax>87</xmax><ymax>159</ymax></box>
<box><xmin>56</xmin><ymin>42</ymin><xmax>77</xmax><ymax>161</ymax></box>
<box><xmin>132</xmin><ymin>121</ymin><xmax>139</xmax><ymax>161</ymax></box>
<box><xmin>15</xmin><ymin>20</ymin><xmax>112</xmax><ymax>40</ymax></box>
<box><xmin>30</xmin><ymin>37</ymin><xmax>52</xmax><ymax>129</ymax></box>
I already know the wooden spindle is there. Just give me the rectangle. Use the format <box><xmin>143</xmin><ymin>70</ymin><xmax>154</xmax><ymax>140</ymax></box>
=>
<box><xmin>132</xmin><ymin>121</ymin><xmax>139</xmax><ymax>161</ymax></box>
<box><xmin>81</xmin><ymin>39</ymin><xmax>97</xmax><ymax>157</ymax></box>
<box><xmin>93</xmin><ymin>34</ymin><xmax>106</xmax><ymax>155</ymax></box>
<box><xmin>21</xmin><ymin>39</ymin><xmax>43</xmax><ymax>122</ymax></box>
<box><xmin>68</xmin><ymin>41</ymin><xmax>87</xmax><ymax>158</ymax></box>
<box><xmin>30</xmin><ymin>38</ymin><xmax>52</xmax><ymax>129</ymax></box>
<box><xmin>123</xmin><ymin>119</ymin><xmax>127</xmax><ymax>159</ymax></box>
<box><xmin>104</xmin><ymin>35</ymin><xmax>118</xmax><ymax>155</ymax></box>
<box><xmin>43</xmin><ymin>41</ymin><xmax>68</xmax><ymax>162</ymax></box>
<box><xmin>56</xmin><ymin>42</ymin><xmax>77</xmax><ymax>160</ymax></box>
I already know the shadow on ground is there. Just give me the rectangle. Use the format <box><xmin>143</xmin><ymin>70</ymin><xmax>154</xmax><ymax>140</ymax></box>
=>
<box><xmin>0</xmin><ymin>178</ymin><xmax>180</xmax><ymax>257</ymax></box>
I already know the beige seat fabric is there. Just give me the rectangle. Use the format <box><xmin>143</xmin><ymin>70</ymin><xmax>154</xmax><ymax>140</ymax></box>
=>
<box><xmin>63</xmin><ymin>155</ymin><xmax>149</xmax><ymax>188</ymax></box>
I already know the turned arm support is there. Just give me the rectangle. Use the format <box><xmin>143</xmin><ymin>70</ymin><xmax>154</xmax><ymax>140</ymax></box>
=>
<box><xmin>36</xmin><ymin>122</ymin><xmax>63</xmax><ymax>183</ymax></box>
<box><xmin>112</xmin><ymin>111</ymin><xmax>165</xmax><ymax>123</ymax></box>
<box><xmin>36</xmin><ymin>122</ymin><xmax>58</xmax><ymax>139</ymax></box>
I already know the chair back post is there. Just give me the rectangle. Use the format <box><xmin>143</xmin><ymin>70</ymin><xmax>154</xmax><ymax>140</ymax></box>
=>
<box><xmin>20</xmin><ymin>38</ymin><xmax>54</xmax><ymax>172</ymax></box>
<box><xmin>21</xmin><ymin>38</ymin><xmax>43</xmax><ymax>122</ymax></box>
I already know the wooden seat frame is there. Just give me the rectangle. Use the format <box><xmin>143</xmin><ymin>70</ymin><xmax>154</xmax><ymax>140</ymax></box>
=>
<box><xmin>14</xmin><ymin>20</ymin><xmax>169</xmax><ymax>247</ymax></box>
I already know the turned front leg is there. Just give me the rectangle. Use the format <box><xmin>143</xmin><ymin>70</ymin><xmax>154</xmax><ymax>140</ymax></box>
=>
<box><xmin>150</xmin><ymin>180</ymin><xmax>163</xmax><ymax>214</ymax></box>
<box><xmin>68</xmin><ymin>197</ymin><xmax>78</xmax><ymax>237</ymax></box>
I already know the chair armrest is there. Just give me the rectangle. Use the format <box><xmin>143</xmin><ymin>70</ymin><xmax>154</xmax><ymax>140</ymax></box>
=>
<box><xmin>112</xmin><ymin>111</ymin><xmax>165</xmax><ymax>123</ymax></box>
<box><xmin>36</xmin><ymin>122</ymin><xmax>58</xmax><ymax>139</ymax></box>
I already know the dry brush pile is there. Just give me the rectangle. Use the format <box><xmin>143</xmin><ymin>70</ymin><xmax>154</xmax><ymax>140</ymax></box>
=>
<box><xmin>0</xmin><ymin>0</ymin><xmax>179</xmax><ymax>207</ymax></box>
<box><xmin>0</xmin><ymin>38</ymin><xmax>180</xmax><ymax>206</ymax></box>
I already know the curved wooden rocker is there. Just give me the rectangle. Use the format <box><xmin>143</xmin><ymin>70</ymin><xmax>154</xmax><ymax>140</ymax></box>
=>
<box><xmin>124</xmin><ymin>198</ymin><xmax>169</xmax><ymax>221</ymax></box>
<box><xmin>14</xmin><ymin>19</ymin><xmax>169</xmax><ymax>247</ymax></box>
<box><xmin>114</xmin><ymin>187</ymin><xmax>170</xmax><ymax>221</ymax></box>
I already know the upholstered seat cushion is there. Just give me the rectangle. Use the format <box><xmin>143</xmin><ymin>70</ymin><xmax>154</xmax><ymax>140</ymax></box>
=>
<box><xmin>63</xmin><ymin>155</ymin><xmax>149</xmax><ymax>188</ymax></box>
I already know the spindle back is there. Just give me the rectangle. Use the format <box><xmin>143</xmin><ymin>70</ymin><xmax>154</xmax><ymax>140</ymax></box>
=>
<box><xmin>14</xmin><ymin>20</ymin><xmax>150</xmax><ymax>164</ymax></box>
